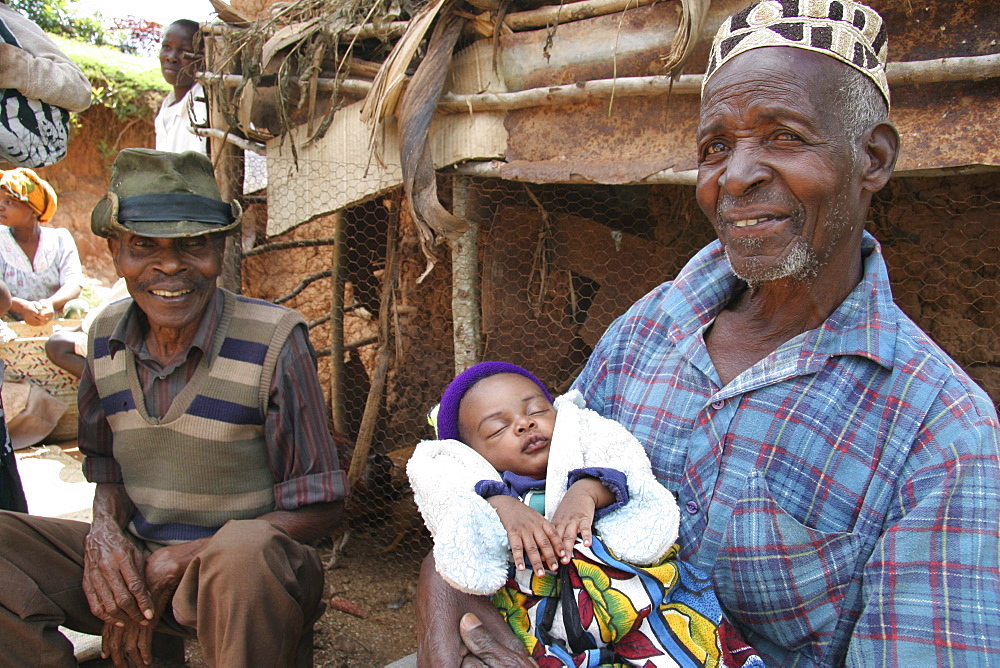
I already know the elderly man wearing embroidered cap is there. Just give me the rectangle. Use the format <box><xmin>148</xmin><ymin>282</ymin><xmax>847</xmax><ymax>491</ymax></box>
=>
<box><xmin>0</xmin><ymin>148</ymin><xmax>348</xmax><ymax>667</ymax></box>
<box><xmin>412</xmin><ymin>1</ymin><xmax>1000</xmax><ymax>666</ymax></box>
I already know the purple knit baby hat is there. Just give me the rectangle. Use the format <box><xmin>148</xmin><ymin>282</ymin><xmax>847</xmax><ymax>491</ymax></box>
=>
<box><xmin>435</xmin><ymin>361</ymin><xmax>553</xmax><ymax>441</ymax></box>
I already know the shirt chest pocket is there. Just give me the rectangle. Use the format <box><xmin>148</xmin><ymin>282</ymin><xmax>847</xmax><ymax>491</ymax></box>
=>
<box><xmin>711</xmin><ymin>469</ymin><xmax>863</xmax><ymax>664</ymax></box>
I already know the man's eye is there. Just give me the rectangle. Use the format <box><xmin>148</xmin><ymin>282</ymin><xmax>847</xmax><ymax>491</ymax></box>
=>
<box><xmin>705</xmin><ymin>141</ymin><xmax>727</xmax><ymax>155</ymax></box>
<box><xmin>774</xmin><ymin>130</ymin><xmax>802</xmax><ymax>142</ymax></box>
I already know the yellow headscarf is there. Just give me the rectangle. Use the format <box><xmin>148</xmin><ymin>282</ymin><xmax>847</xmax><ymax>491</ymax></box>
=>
<box><xmin>0</xmin><ymin>168</ymin><xmax>57</xmax><ymax>223</ymax></box>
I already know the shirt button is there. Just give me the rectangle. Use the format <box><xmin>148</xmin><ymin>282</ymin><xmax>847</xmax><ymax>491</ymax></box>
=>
<box><xmin>712</xmin><ymin>400</ymin><xmax>725</xmax><ymax>410</ymax></box>
<box><xmin>685</xmin><ymin>501</ymin><xmax>699</xmax><ymax>514</ymax></box>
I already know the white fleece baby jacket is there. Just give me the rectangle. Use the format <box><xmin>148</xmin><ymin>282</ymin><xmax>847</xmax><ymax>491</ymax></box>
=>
<box><xmin>407</xmin><ymin>390</ymin><xmax>680</xmax><ymax>595</ymax></box>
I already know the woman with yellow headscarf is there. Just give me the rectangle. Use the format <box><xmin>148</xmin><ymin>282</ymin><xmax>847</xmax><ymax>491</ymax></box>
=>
<box><xmin>0</xmin><ymin>168</ymin><xmax>82</xmax><ymax>325</ymax></box>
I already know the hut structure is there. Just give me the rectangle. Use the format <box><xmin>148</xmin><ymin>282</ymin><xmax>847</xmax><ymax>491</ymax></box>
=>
<box><xmin>197</xmin><ymin>0</ymin><xmax>1000</xmax><ymax>525</ymax></box>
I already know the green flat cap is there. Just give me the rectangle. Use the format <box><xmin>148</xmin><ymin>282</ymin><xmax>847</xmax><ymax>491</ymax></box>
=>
<box><xmin>91</xmin><ymin>148</ymin><xmax>242</xmax><ymax>238</ymax></box>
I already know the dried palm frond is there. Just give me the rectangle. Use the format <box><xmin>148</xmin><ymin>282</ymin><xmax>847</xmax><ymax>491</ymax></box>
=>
<box><xmin>660</xmin><ymin>0</ymin><xmax>710</xmax><ymax>77</ymax></box>
<box><xmin>360</xmin><ymin>0</ymin><xmax>453</xmax><ymax>164</ymax></box>
<box><xmin>396</xmin><ymin>4</ymin><xmax>469</xmax><ymax>272</ymax></box>
<box><xmin>261</xmin><ymin>19</ymin><xmax>322</xmax><ymax>68</ymax></box>
<box><xmin>209</xmin><ymin>0</ymin><xmax>252</xmax><ymax>26</ymax></box>
<box><xmin>205</xmin><ymin>0</ymin><xmax>426</xmax><ymax>151</ymax></box>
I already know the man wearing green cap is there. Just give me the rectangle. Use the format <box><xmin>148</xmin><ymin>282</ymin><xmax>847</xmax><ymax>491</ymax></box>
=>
<box><xmin>412</xmin><ymin>1</ymin><xmax>1000</xmax><ymax>666</ymax></box>
<box><xmin>0</xmin><ymin>149</ymin><xmax>348</xmax><ymax>666</ymax></box>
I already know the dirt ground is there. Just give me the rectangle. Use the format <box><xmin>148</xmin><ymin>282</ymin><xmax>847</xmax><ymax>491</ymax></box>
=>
<box><xmin>307</xmin><ymin>534</ymin><xmax>427</xmax><ymax>667</ymax></box>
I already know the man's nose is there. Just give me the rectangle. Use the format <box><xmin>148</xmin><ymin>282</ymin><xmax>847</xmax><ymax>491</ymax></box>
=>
<box><xmin>153</xmin><ymin>246</ymin><xmax>184</xmax><ymax>273</ymax></box>
<box><xmin>718</xmin><ymin>143</ymin><xmax>770</xmax><ymax>197</ymax></box>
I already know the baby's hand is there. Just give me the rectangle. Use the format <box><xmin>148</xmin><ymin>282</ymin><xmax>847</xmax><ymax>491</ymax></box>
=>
<box><xmin>487</xmin><ymin>495</ymin><xmax>562</xmax><ymax>576</ymax></box>
<box><xmin>551</xmin><ymin>478</ymin><xmax>613</xmax><ymax>562</ymax></box>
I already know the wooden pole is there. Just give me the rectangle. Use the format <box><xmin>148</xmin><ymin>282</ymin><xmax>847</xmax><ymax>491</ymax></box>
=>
<box><xmin>243</xmin><ymin>237</ymin><xmax>336</xmax><ymax>257</ymax></box>
<box><xmin>886</xmin><ymin>53</ymin><xmax>1000</xmax><ymax>85</ymax></box>
<box><xmin>329</xmin><ymin>211</ymin><xmax>347</xmax><ymax>436</ymax></box>
<box><xmin>502</xmin><ymin>0</ymin><xmax>659</xmax><ymax>31</ymax></box>
<box><xmin>449</xmin><ymin>159</ymin><xmax>698</xmax><ymax>185</ymax></box>
<box><xmin>203</xmin><ymin>53</ymin><xmax>1000</xmax><ymax>117</ymax></box>
<box><xmin>348</xmin><ymin>204</ymin><xmax>399</xmax><ymax>486</ymax></box>
<box><xmin>204</xmin><ymin>26</ymin><xmax>244</xmax><ymax>294</ymax></box>
<box><xmin>450</xmin><ymin>175</ymin><xmax>481</xmax><ymax>375</ymax></box>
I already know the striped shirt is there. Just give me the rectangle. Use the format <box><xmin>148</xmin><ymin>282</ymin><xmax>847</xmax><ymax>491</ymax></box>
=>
<box><xmin>80</xmin><ymin>289</ymin><xmax>348</xmax><ymax>512</ymax></box>
<box><xmin>573</xmin><ymin>233</ymin><xmax>1000</xmax><ymax>666</ymax></box>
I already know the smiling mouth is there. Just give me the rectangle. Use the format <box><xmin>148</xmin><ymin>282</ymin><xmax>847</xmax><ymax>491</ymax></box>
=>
<box><xmin>150</xmin><ymin>288</ymin><xmax>193</xmax><ymax>298</ymax></box>
<box><xmin>730</xmin><ymin>215</ymin><xmax>789</xmax><ymax>229</ymax></box>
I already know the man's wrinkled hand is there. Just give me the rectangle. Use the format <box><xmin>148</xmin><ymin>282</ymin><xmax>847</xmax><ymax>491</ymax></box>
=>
<box><xmin>459</xmin><ymin>613</ymin><xmax>537</xmax><ymax>667</ymax></box>
<box><xmin>100</xmin><ymin>619</ymin><xmax>156</xmax><ymax>668</ymax></box>
<box><xmin>82</xmin><ymin>522</ymin><xmax>154</xmax><ymax>626</ymax></box>
<box><xmin>97</xmin><ymin>541</ymin><xmax>193</xmax><ymax>667</ymax></box>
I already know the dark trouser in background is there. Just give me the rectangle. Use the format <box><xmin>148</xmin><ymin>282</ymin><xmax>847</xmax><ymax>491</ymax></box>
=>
<box><xmin>0</xmin><ymin>418</ymin><xmax>28</xmax><ymax>513</ymax></box>
<box><xmin>0</xmin><ymin>513</ymin><xmax>325</xmax><ymax>666</ymax></box>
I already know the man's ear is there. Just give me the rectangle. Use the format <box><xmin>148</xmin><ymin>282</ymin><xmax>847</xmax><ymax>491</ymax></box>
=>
<box><xmin>861</xmin><ymin>121</ymin><xmax>900</xmax><ymax>193</ymax></box>
<box><xmin>106</xmin><ymin>236</ymin><xmax>124</xmax><ymax>278</ymax></box>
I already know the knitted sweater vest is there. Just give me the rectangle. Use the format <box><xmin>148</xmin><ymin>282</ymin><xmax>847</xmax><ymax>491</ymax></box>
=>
<box><xmin>89</xmin><ymin>290</ymin><xmax>305</xmax><ymax>546</ymax></box>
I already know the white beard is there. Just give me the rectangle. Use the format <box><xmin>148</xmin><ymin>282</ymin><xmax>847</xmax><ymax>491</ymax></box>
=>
<box><xmin>726</xmin><ymin>239</ymin><xmax>820</xmax><ymax>287</ymax></box>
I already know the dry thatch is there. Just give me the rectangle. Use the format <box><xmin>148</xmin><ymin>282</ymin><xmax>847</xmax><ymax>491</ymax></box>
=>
<box><xmin>204</xmin><ymin>0</ymin><xmax>710</xmax><ymax>272</ymax></box>
<box><xmin>205</xmin><ymin>0</ymin><xmax>421</xmax><ymax>148</ymax></box>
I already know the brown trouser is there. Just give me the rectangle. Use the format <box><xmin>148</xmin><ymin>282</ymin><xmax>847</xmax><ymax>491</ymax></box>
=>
<box><xmin>0</xmin><ymin>511</ymin><xmax>325</xmax><ymax>666</ymax></box>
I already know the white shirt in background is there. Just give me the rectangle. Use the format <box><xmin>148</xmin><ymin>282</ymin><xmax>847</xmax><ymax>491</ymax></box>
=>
<box><xmin>154</xmin><ymin>82</ymin><xmax>208</xmax><ymax>154</ymax></box>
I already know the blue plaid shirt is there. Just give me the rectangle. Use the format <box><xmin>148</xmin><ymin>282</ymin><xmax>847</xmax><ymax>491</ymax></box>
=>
<box><xmin>573</xmin><ymin>233</ymin><xmax>1000</xmax><ymax>666</ymax></box>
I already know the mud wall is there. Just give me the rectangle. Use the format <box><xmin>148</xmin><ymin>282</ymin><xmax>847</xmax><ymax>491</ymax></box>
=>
<box><xmin>241</xmin><ymin>194</ymin><xmax>455</xmax><ymax>449</ymax></box>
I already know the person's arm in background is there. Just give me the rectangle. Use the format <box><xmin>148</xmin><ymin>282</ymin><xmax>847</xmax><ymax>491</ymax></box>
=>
<box><xmin>46</xmin><ymin>228</ymin><xmax>83</xmax><ymax>313</ymax></box>
<box><xmin>0</xmin><ymin>5</ymin><xmax>91</xmax><ymax>112</ymax></box>
<box><xmin>0</xmin><ymin>278</ymin><xmax>11</xmax><ymax>315</ymax></box>
<box><xmin>46</xmin><ymin>282</ymin><xmax>82</xmax><ymax>314</ymax></box>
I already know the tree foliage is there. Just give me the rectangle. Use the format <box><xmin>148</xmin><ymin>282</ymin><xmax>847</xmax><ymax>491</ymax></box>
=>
<box><xmin>7</xmin><ymin>0</ymin><xmax>106</xmax><ymax>44</ymax></box>
<box><xmin>108</xmin><ymin>17</ymin><xmax>162</xmax><ymax>57</ymax></box>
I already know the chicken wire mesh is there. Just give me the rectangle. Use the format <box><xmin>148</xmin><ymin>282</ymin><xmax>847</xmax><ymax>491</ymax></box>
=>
<box><xmin>229</xmin><ymin>154</ymin><xmax>998</xmax><ymax>663</ymax></box>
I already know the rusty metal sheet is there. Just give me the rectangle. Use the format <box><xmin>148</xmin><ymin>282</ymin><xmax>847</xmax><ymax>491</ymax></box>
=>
<box><xmin>893</xmin><ymin>78</ymin><xmax>1000</xmax><ymax>173</ymax></box>
<box><xmin>502</xmin><ymin>95</ymin><xmax>700</xmax><ymax>183</ymax></box>
<box><xmin>492</xmin><ymin>0</ymin><xmax>1000</xmax><ymax>179</ymax></box>
<box><xmin>499</xmin><ymin>3</ymin><xmax>685</xmax><ymax>90</ymax></box>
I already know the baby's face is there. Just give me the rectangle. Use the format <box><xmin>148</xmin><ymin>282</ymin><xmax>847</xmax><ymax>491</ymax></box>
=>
<box><xmin>457</xmin><ymin>373</ymin><xmax>554</xmax><ymax>479</ymax></box>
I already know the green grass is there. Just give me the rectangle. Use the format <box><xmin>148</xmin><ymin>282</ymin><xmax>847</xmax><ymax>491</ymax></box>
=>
<box><xmin>51</xmin><ymin>34</ymin><xmax>167</xmax><ymax>118</ymax></box>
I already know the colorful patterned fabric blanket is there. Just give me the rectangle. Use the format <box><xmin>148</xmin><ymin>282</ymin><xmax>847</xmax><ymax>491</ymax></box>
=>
<box><xmin>493</xmin><ymin>540</ymin><xmax>763</xmax><ymax>668</ymax></box>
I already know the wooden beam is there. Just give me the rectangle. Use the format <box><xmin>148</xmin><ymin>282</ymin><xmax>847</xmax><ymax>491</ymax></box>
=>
<box><xmin>329</xmin><ymin>211</ymin><xmax>347</xmax><ymax>435</ymax></box>
<box><xmin>450</xmin><ymin>175</ymin><xmax>481</xmax><ymax>373</ymax></box>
